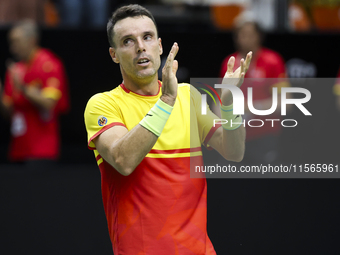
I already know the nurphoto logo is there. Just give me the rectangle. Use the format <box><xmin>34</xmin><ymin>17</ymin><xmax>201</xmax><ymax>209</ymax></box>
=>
<box><xmin>200</xmin><ymin>83</ymin><xmax>312</xmax><ymax>128</ymax></box>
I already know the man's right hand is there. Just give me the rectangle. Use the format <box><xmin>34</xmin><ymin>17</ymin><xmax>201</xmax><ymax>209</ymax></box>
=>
<box><xmin>161</xmin><ymin>42</ymin><xmax>179</xmax><ymax>106</ymax></box>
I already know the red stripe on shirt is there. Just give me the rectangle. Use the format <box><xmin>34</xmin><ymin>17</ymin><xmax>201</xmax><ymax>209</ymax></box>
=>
<box><xmin>149</xmin><ymin>147</ymin><xmax>201</xmax><ymax>154</ymax></box>
<box><xmin>88</xmin><ymin>122</ymin><xmax>127</xmax><ymax>150</ymax></box>
<box><xmin>95</xmin><ymin>148</ymin><xmax>201</xmax><ymax>165</ymax></box>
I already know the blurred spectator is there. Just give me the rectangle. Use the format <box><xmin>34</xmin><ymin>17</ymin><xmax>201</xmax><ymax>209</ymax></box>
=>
<box><xmin>247</xmin><ymin>0</ymin><xmax>276</xmax><ymax>31</ymax></box>
<box><xmin>210</xmin><ymin>0</ymin><xmax>246</xmax><ymax>30</ymax></box>
<box><xmin>288</xmin><ymin>0</ymin><xmax>312</xmax><ymax>31</ymax></box>
<box><xmin>44</xmin><ymin>0</ymin><xmax>60</xmax><ymax>27</ymax></box>
<box><xmin>0</xmin><ymin>0</ymin><xmax>60</xmax><ymax>27</ymax></box>
<box><xmin>58</xmin><ymin>0</ymin><xmax>110</xmax><ymax>28</ymax></box>
<box><xmin>210</xmin><ymin>0</ymin><xmax>276</xmax><ymax>31</ymax></box>
<box><xmin>0</xmin><ymin>20</ymin><xmax>70</xmax><ymax>163</ymax></box>
<box><xmin>288</xmin><ymin>0</ymin><xmax>340</xmax><ymax>31</ymax></box>
<box><xmin>311</xmin><ymin>0</ymin><xmax>340</xmax><ymax>31</ymax></box>
<box><xmin>219</xmin><ymin>20</ymin><xmax>289</xmax><ymax>164</ymax></box>
<box><xmin>0</xmin><ymin>0</ymin><xmax>45</xmax><ymax>25</ymax></box>
<box><xmin>333</xmin><ymin>67</ymin><xmax>340</xmax><ymax>112</ymax></box>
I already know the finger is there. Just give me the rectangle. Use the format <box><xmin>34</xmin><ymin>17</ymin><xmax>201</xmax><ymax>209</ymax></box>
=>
<box><xmin>226</xmin><ymin>56</ymin><xmax>235</xmax><ymax>75</ymax></box>
<box><xmin>240</xmin><ymin>58</ymin><xmax>245</xmax><ymax>76</ymax></box>
<box><xmin>166</xmin><ymin>43</ymin><xmax>179</xmax><ymax>64</ymax></box>
<box><xmin>237</xmin><ymin>72</ymin><xmax>245</xmax><ymax>88</ymax></box>
<box><xmin>172</xmin><ymin>42</ymin><xmax>179</xmax><ymax>59</ymax></box>
<box><xmin>244</xmin><ymin>51</ymin><xmax>252</xmax><ymax>70</ymax></box>
<box><xmin>164</xmin><ymin>43</ymin><xmax>178</xmax><ymax>73</ymax></box>
<box><xmin>172</xmin><ymin>60</ymin><xmax>178</xmax><ymax>75</ymax></box>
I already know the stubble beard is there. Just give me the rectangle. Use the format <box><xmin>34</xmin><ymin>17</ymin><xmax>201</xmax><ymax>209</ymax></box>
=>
<box><xmin>128</xmin><ymin>59</ymin><xmax>161</xmax><ymax>83</ymax></box>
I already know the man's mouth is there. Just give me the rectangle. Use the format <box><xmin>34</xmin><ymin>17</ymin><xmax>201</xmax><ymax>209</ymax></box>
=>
<box><xmin>137</xmin><ymin>58</ymin><xmax>150</xmax><ymax>66</ymax></box>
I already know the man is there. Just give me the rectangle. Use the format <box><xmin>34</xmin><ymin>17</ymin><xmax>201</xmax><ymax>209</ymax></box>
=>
<box><xmin>220</xmin><ymin>20</ymin><xmax>289</xmax><ymax>164</ymax></box>
<box><xmin>84</xmin><ymin>4</ymin><xmax>251</xmax><ymax>254</ymax></box>
<box><xmin>0</xmin><ymin>20</ymin><xmax>69</xmax><ymax>162</ymax></box>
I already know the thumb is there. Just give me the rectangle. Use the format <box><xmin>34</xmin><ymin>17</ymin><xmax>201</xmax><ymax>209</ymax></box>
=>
<box><xmin>172</xmin><ymin>60</ymin><xmax>178</xmax><ymax>75</ymax></box>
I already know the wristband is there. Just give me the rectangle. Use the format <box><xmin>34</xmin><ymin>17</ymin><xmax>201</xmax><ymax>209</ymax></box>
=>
<box><xmin>220</xmin><ymin>104</ymin><xmax>243</xmax><ymax>130</ymax></box>
<box><xmin>139</xmin><ymin>99</ymin><xmax>173</xmax><ymax>137</ymax></box>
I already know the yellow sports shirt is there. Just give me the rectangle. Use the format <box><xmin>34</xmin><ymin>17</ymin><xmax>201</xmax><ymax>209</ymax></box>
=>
<box><xmin>84</xmin><ymin>81</ymin><xmax>219</xmax><ymax>255</ymax></box>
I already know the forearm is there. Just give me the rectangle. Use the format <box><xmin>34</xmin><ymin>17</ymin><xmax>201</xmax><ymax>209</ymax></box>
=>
<box><xmin>222</xmin><ymin>125</ymin><xmax>246</xmax><ymax>162</ymax></box>
<box><xmin>108</xmin><ymin>125</ymin><xmax>158</xmax><ymax>176</ymax></box>
<box><xmin>100</xmin><ymin>95</ymin><xmax>175</xmax><ymax>176</ymax></box>
<box><xmin>218</xmin><ymin>100</ymin><xmax>246</xmax><ymax>162</ymax></box>
<box><xmin>215</xmin><ymin>51</ymin><xmax>250</xmax><ymax>161</ymax></box>
<box><xmin>10</xmin><ymin>69</ymin><xmax>56</xmax><ymax>111</ymax></box>
<box><xmin>23</xmin><ymin>87</ymin><xmax>56</xmax><ymax>111</ymax></box>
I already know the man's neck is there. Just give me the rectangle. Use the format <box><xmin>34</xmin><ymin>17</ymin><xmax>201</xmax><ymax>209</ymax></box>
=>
<box><xmin>240</xmin><ymin>46</ymin><xmax>260</xmax><ymax>59</ymax></box>
<box><xmin>122</xmin><ymin>75</ymin><xmax>160</xmax><ymax>96</ymax></box>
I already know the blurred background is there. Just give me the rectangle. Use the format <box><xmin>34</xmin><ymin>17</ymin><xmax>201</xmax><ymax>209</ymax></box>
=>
<box><xmin>0</xmin><ymin>0</ymin><xmax>340</xmax><ymax>254</ymax></box>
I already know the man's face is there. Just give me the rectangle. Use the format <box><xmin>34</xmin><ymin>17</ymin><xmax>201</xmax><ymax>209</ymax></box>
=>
<box><xmin>110</xmin><ymin>16</ymin><xmax>163</xmax><ymax>81</ymax></box>
<box><xmin>8</xmin><ymin>27</ymin><xmax>34</xmax><ymax>61</ymax></box>
<box><xmin>236</xmin><ymin>23</ymin><xmax>261</xmax><ymax>53</ymax></box>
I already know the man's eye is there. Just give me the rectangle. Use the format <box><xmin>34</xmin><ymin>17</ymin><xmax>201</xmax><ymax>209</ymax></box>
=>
<box><xmin>144</xmin><ymin>35</ymin><xmax>152</xmax><ymax>40</ymax></box>
<box><xmin>124</xmin><ymin>39</ymin><xmax>133</xmax><ymax>45</ymax></box>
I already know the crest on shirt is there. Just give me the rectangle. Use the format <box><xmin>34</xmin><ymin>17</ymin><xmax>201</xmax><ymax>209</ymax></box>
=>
<box><xmin>98</xmin><ymin>115</ymin><xmax>108</xmax><ymax>127</ymax></box>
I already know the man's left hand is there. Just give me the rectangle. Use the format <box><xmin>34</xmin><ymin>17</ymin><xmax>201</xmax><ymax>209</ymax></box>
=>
<box><xmin>221</xmin><ymin>51</ymin><xmax>252</xmax><ymax>105</ymax></box>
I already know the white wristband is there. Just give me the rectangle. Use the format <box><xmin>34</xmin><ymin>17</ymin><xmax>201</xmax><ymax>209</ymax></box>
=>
<box><xmin>220</xmin><ymin>104</ymin><xmax>243</xmax><ymax>130</ymax></box>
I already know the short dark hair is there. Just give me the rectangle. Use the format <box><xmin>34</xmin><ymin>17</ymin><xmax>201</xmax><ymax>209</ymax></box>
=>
<box><xmin>107</xmin><ymin>4</ymin><xmax>158</xmax><ymax>47</ymax></box>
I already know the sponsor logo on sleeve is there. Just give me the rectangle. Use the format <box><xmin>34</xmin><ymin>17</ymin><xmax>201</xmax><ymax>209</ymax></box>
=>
<box><xmin>98</xmin><ymin>115</ymin><xmax>108</xmax><ymax>127</ymax></box>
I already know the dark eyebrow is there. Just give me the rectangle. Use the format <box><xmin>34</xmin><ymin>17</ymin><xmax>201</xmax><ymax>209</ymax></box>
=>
<box><xmin>143</xmin><ymin>30</ymin><xmax>155</xmax><ymax>36</ymax></box>
<box><xmin>120</xmin><ymin>34</ymin><xmax>133</xmax><ymax>42</ymax></box>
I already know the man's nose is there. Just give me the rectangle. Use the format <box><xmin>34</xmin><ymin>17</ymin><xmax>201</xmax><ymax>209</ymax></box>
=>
<box><xmin>136</xmin><ymin>38</ymin><xmax>146</xmax><ymax>53</ymax></box>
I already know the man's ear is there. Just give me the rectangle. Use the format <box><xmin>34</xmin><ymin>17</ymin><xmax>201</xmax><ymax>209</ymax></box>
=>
<box><xmin>109</xmin><ymin>47</ymin><xmax>119</xmax><ymax>63</ymax></box>
<box><xmin>158</xmin><ymin>38</ymin><xmax>163</xmax><ymax>55</ymax></box>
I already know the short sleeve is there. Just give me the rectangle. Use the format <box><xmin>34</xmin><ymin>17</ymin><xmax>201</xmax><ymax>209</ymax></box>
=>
<box><xmin>190</xmin><ymin>85</ymin><xmax>221</xmax><ymax>148</ymax></box>
<box><xmin>84</xmin><ymin>93</ymin><xmax>126</xmax><ymax>150</ymax></box>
